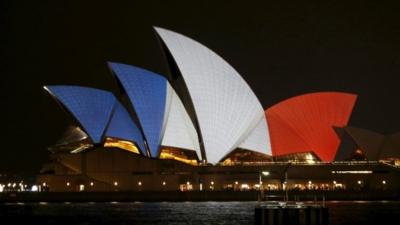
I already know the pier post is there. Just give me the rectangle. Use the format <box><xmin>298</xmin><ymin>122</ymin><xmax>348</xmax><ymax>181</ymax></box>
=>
<box><xmin>255</xmin><ymin>204</ymin><xmax>329</xmax><ymax>225</ymax></box>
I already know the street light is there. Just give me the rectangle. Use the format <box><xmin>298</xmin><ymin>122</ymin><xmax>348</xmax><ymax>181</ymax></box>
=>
<box><xmin>259</xmin><ymin>171</ymin><xmax>270</xmax><ymax>201</ymax></box>
<box><xmin>259</xmin><ymin>171</ymin><xmax>270</xmax><ymax>184</ymax></box>
<box><xmin>262</xmin><ymin>171</ymin><xmax>270</xmax><ymax>176</ymax></box>
<box><xmin>283</xmin><ymin>163</ymin><xmax>292</xmax><ymax>201</ymax></box>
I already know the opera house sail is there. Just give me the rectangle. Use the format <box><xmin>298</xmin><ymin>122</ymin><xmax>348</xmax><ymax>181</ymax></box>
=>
<box><xmin>155</xmin><ymin>27</ymin><xmax>272</xmax><ymax>164</ymax></box>
<box><xmin>265</xmin><ymin>92</ymin><xmax>357</xmax><ymax>162</ymax></box>
<box><xmin>44</xmin><ymin>85</ymin><xmax>146</xmax><ymax>154</ymax></box>
<box><xmin>109</xmin><ymin>62</ymin><xmax>202</xmax><ymax>160</ymax></box>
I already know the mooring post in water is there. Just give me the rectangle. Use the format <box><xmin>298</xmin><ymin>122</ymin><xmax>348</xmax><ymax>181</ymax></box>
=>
<box><xmin>255</xmin><ymin>204</ymin><xmax>329</xmax><ymax>225</ymax></box>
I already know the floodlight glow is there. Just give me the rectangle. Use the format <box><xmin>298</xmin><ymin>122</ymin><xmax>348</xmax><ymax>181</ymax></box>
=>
<box><xmin>31</xmin><ymin>185</ymin><xmax>38</xmax><ymax>192</ymax></box>
<box><xmin>262</xmin><ymin>171</ymin><xmax>270</xmax><ymax>176</ymax></box>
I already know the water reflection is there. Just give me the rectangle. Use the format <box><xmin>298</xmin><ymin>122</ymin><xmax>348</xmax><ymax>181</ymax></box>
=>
<box><xmin>0</xmin><ymin>201</ymin><xmax>399</xmax><ymax>225</ymax></box>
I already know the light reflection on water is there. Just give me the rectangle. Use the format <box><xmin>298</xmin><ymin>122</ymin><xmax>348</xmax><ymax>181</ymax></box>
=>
<box><xmin>1</xmin><ymin>201</ymin><xmax>399</xmax><ymax>225</ymax></box>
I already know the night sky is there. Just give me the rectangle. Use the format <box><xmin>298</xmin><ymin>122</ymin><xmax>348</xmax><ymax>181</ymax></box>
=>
<box><xmin>1</xmin><ymin>1</ymin><xmax>400</xmax><ymax>173</ymax></box>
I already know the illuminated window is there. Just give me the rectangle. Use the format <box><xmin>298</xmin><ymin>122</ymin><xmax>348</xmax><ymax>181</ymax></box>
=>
<box><xmin>220</xmin><ymin>149</ymin><xmax>272</xmax><ymax>166</ymax></box>
<box><xmin>274</xmin><ymin>152</ymin><xmax>320</xmax><ymax>163</ymax></box>
<box><xmin>180</xmin><ymin>183</ymin><xmax>193</xmax><ymax>191</ymax></box>
<box><xmin>104</xmin><ymin>137</ymin><xmax>140</xmax><ymax>154</ymax></box>
<box><xmin>159</xmin><ymin>148</ymin><xmax>198</xmax><ymax>166</ymax></box>
<box><xmin>305</xmin><ymin>154</ymin><xmax>316</xmax><ymax>164</ymax></box>
<box><xmin>241</xmin><ymin>184</ymin><xmax>250</xmax><ymax>190</ymax></box>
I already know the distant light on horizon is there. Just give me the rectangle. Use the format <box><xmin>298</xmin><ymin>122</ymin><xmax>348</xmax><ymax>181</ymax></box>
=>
<box><xmin>31</xmin><ymin>185</ymin><xmax>38</xmax><ymax>192</ymax></box>
<box><xmin>332</xmin><ymin>170</ymin><xmax>373</xmax><ymax>174</ymax></box>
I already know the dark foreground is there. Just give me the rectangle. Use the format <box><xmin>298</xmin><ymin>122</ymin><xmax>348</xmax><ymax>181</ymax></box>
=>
<box><xmin>0</xmin><ymin>201</ymin><xmax>399</xmax><ymax>225</ymax></box>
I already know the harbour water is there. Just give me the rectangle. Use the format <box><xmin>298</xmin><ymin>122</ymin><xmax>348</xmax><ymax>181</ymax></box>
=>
<box><xmin>1</xmin><ymin>201</ymin><xmax>399</xmax><ymax>225</ymax></box>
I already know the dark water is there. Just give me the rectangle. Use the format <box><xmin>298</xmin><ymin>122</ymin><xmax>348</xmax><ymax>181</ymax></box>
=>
<box><xmin>1</xmin><ymin>201</ymin><xmax>399</xmax><ymax>225</ymax></box>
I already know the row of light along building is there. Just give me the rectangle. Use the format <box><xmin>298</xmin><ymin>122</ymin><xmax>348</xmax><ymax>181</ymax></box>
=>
<box><xmin>37</xmin><ymin>27</ymin><xmax>400</xmax><ymax>192</ymax></box>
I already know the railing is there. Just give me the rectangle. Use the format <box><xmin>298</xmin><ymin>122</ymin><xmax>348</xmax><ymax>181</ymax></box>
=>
<box><xmin>218</xmin><ymin>161</ymin><xmax>383</xmax><ymax>166</ymax></box>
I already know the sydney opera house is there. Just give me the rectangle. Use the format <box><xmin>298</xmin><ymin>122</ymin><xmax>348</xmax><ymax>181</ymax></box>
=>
<box><xmin>38</xmin><ymin>27</ymin><xmax>400</xmax><ymax>192</ymax></box>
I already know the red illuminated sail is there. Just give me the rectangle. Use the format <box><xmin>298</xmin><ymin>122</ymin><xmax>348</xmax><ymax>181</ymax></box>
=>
<box><xmin>265</xmin><ymin>92</ymin><xmax>357</xmax><ymax>161</ymax></box>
